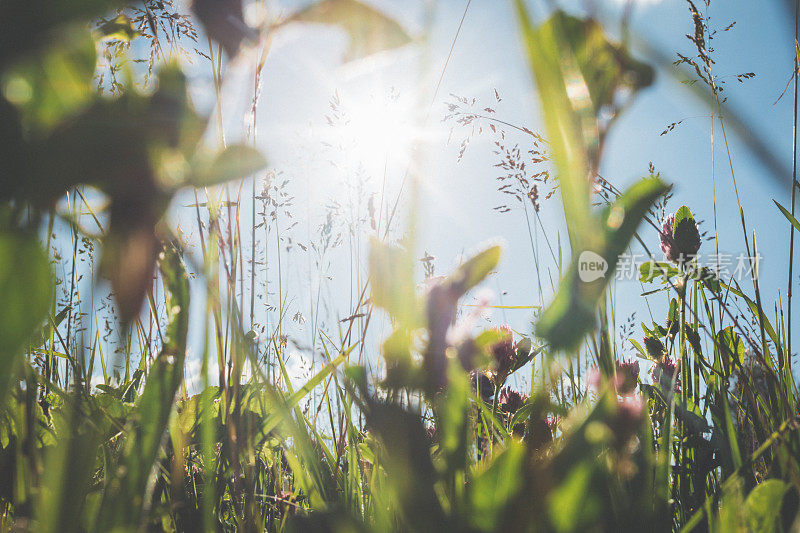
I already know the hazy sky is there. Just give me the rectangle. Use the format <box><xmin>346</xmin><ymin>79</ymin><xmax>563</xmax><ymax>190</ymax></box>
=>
<box><xmin>165</xmin><ymin>0</ymin><xmax>800</xmax><ymax>388</ymax></box>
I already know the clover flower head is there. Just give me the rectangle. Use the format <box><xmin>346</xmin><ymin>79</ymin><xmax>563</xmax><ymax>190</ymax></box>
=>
<box><xmin>650</xmin><ymin>358</ymin><xmax>681</xmax><ymax>392</ymax></box>
<box><xmin>616</xmin><ymin>359</ymin><xmax>640</xmax><ymax>396</ymax></box>
<box><xmin>498</xmin><ymin>387</ymin><xmax>527</xmax><ymax>413</ymax></box>
<box><xmin>491</xmin><ymin>326</ymin><xmax>517</xmax><ymax>382</ymax></box>
<box><xmin>659</xmin><ymin>212</ymin><xmax>701</xmax><ymax>265</ymax></box>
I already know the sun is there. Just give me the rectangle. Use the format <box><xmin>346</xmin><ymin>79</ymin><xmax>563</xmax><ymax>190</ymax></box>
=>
<box><xmin>324</xmin><ymin>89</ymin><xmax>420</xmax><ymax>177</ymax></box>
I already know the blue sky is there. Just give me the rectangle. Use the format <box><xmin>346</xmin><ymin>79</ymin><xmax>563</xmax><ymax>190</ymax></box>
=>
<box><xmin>165</xmin><ymin>0</ymin><xmax>800</xmax><ymax>388</ymax></box>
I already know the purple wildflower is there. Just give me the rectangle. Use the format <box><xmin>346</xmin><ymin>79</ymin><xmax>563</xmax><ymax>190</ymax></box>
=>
<box><xmin>612</xmin><ymin>395</ymin><xmax>645</xmax><ymax>442</ymax></box>
<box><xmin>490</xmin><ymin>326</ymin><xmax>517</xmax><ymax>383</ymax></box>
<box><xmin>660</xmin><ymin>213</ymin><xmax>701</xmax><ymax>265</ymax></box>
<box><xmin>426</xmin><ymin>424</ymin><xmax>438</xmax><ymax>444</ymax></box>
<box><xmin>498</xmin><ymin>387</ymin><xmax>527</xmax><ymax>413</ymax></box>
<box><xmin>587</xmin><ymin>360</ymin><xmax>639</xmax><ymax>396</ymax></box>
<box><xmin>616</xmin><ymin>360</ymin><xmax>640</xmax><ymax>396</ymax></box>
<box><xmin>650</xmin><ymin>358</ymin><xmax>681</xmax><ymax>392</ymax></box>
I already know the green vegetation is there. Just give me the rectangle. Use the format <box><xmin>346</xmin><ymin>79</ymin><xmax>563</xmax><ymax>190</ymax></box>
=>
<box><xmin>0</xmin><ymin>0</ymin><xmax>798</xmax><ymax>531</ymax></box>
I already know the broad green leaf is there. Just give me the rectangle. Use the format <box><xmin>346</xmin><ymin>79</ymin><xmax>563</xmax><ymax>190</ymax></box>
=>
<box><xmin>0</xmin><ymin>0</ymin><xmax>124</xmax><ymax>69</ymax></box>
<box><xmin>515</xmin><ymin>8</ymin><xmax>654</xmax><ymax>248</ymax></box>
<box><xmin>515</xmin><ymin>5</ymin><xmax>662</xmax><ymax>351</ymax></box>
<box><xmin>364</xmin><ymin>401</ymin><xmax>448</xmax><ymax>530</ymax></box>
<box><xmin>0</xmin><ymin>233</ymin><xmax>52</xmax><ymax>402</ymax></box>
<box><xmin>550</xmin><ymin>12</ymin><xmax>654</xmax><ymax>119</ymax></box>
<box><xmin>639</xmin><ymin>261</ymin><xmax>679</xmax><ymax>283</ymax></box>
<box><xmin>536</xmin><ymin>177</ymin><xmax>668</xmax><ymax>350</ymax></box>
<box><xmin>1</xmin><ymin>27</ymin><xmax>96</xmax><ymax>134</ymax></box>
<box><xmin>744</xmin><ymin>479</ymin><xmax>788</xmax><ymax>533</ymax></box>
<box><xmin>514</xmin><ymin>4</ymin><xmax>591</xmax><ymax>247</ymax></box>
<box><xmin>290</xmin><ymin>0</ymin><xmax>413</xmax><ymax>62</ymax></box>
<box><xmin>716</xmin><ymin>476</ymin><xmax>746</xmax><ymax>532</ymax></box>
<box><xmin>474</xmin><ymin>328</ymin><xmax>507</xmax><ymax>351</ymax></box>
<box><xmin>672</xmin><ymin>205</ymin><xmax>695</xmax><ymax>238</ymax></box>
<box><xmin>192</xmin><ymin>0</ymin><xmax>250</xmax><ymax>57</ymax></box>
<box><xmin>369</xmin><ymin>238</ymin><xmax>418</xmax><ymax>326</ymax></box>
<box><xmin>449</xmin><ymin>244</ymin><xmax>501</xmax><ymax>295</ymax></box>
<box><xmin>432</xmin><ymin>364</ymin><xmax>472</xmax><ymax>476</ymax></box>
<box><xmin>186</xmin><ymin>144</ymin><xmax>267</xmax><ymax>188</ymax></box>
<box><xmin>675</xmin><ymin>396</ymin><xmax>709</xmax><ymax>436</ymax></box>
<box><xmin>467</xmin><ymin>441</ymin><xmax>526</xmax><ymax>531</ymax></box>
<box><xmin>95</xmin><ymin>14</ymin><xmax>138</xmax><ymax>42</ymax></box>
<box><xmin>548</xmin><ymin>462</ymin><xmax>600</xmax><ymax>532</ymax></box>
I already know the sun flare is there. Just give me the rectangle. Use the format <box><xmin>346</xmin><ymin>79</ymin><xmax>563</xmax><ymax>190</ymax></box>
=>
<box><xmin>325</xmin><ymin>89</ymin><xmax>421</xmax><ymax>176</ymax></box>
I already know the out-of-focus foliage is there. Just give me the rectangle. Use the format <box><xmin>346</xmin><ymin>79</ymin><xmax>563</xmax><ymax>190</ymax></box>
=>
<box><xmin>289</xmin><ymin>0</ymin><xmax>413</xmax><ymax>62</ymax></box>
<box><xmin>0</xmin><ymin>0</ymin><xmax>266</xmax><ymax>325</ymax></box>
<box><xmin>514</xmin><ymin>4</ymin><xmax>663</xmax><ymax>351</ymax></box>
<box><xmin>0</xmin><ymin>0</ymin><xmax>798</xmax><ymax>532</ymax></box>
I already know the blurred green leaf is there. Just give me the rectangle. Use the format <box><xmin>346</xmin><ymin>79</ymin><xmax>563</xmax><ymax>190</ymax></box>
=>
<box><xmin>514</xmin><ymin>4</ymin><xmax>591</xmax><ymax>247</ymax></box>
<box><xmin>369</xmin><ymin>239</ymin><xmax>418</xmax><ymax>326</ymax></box>
<box><xmin>744</xmin><ymin>479</ymin><xmax>787</xmax><ymax>533</ymax></box>
<box><xmin>450</xmin><ymin>245</ymin><xmax>501</xmax><ymax>295</ymax></box>
<box><xmin>716</xmin><ymin>476</ymin><xmax>747</xmax><ymax>532</ymax></box>
<box><xmin>38</xmin><ymin>396</ymin><xmax>103</xmax><ymax>533</ymax></box>
<box><xmin>515</xmin><ymin>5</ymin><xmax>662</xmax><ymax>351</ymax></box>
<box><xmin>1</xmin><ymin>27</ymin><xmax>96</xmax><ymax>134</ymax></box>
<box><xmin>291</xmin><ymin>0</ymin><xmax>412</xmax><ymax>62</ymax></box>
<box><xmin>432</xmin><ymin>364</ymin><xmax>472</xmax><ymax>476</ymax></box>
<box><xmin>187</xmin><ymin>144</ymin><xmax>267</xmax><ymax>188</ymax></box>
<box><xmin>0</xmin><ymin>233</ymin><xmax>52</xmax><ymax>402</ymax></box>
<box><xmin>192</xmin><ymin>0</ymin><xmax>251</xmax><ymax>57</ymax></box>
<box><xmin>288</xmin><ymin>508</ymin><xmax>369</xmax><ymax>533</ymax></box>
<box><xmin>675</xmin><ymin>396</ymin><xmax>710</xmax><ymax>436</ymax></box>
<box><xmin>467</xmin><ymin>441</ymin><xmax>526</xmax><ymax>531</ymax></box>
<box><xmin>548</xmin><ymin>462</ymin><xmax>599</xmax><ymax>532</ymax></box>
<box><xmin>364</xmin><ymin>401</ymin><xmax>448</xmax><ymax>530</ymax></box>
<box><xmin>27</xmin><ymin>64</ymin><xmax>198</xmax><ymax>205</ymax></box>
<box><xmin>0</xmin><ymin>0</ymin><xmax>124</xmax><ymax>69</ymax></box>
<box><xmin>536</xmin><ymin>177</ymin><xmax>668</xmax><ymax>350</ymax></box>
<box><xmin>550</xmin><ymin>12</ymin><xmax>654</xmax><ymax>119</ymax></box>
<box><xmin>95</xmin><ymin>14</ymin><xmax>138</xmax><ymax>42</ymax></box>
